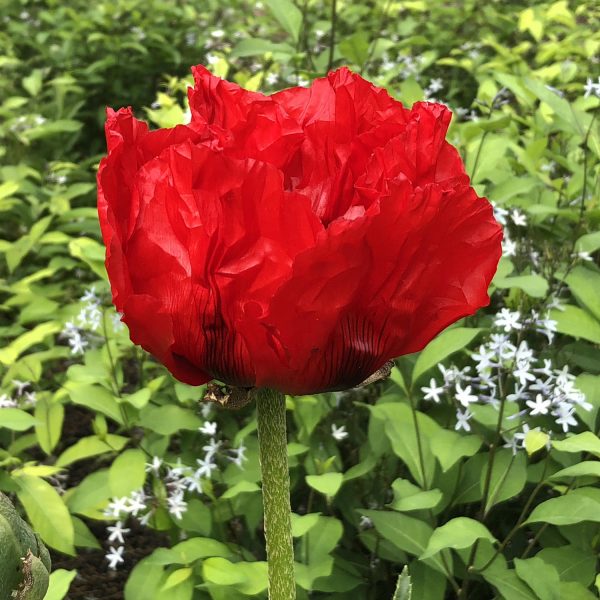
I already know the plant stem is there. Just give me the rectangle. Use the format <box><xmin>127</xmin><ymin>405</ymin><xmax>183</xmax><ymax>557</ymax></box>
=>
<box><xmin>255</xmin><ymin>388</ymin><xmax>296</xmax><ymax>600</ymax></box>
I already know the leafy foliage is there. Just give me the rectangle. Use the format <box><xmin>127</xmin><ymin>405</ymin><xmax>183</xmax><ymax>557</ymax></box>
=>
<box><xmin>1</xmin><ymin>0</ymin><xmax>599</xmax><ymax>598</ymax></box>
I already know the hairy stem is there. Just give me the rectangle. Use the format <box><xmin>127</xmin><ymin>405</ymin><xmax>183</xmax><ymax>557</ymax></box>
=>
<box><xmin>256</xmin><ymin>388</ymin><xmax>296</xmax><ymax>600</ymax></box>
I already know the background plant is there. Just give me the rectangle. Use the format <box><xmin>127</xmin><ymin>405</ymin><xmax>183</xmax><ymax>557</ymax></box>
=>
<box><xmin>0</xmin><ymin>0</ymin><xmax>599</xmax><ymax>598</ymax></box>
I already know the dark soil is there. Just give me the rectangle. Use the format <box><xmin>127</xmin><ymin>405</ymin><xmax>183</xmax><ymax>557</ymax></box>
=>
<box><xmin>50</xmin><ymin>519</ymin><xmax>169</xmax><ymax>600</ymax></box>
<box><xmin>47</xmin><ymin>406</ymin><xmax>170</xmax><ymax>599</ymax></box>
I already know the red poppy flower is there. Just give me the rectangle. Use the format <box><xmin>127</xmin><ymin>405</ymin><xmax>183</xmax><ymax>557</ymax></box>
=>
<box><xmin>97</xmin><ymin>66</ymin><xmax>502</xmax><ymax>395</ymax></box>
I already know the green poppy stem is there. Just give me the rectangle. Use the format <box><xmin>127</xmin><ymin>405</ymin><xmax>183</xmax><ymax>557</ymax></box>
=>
<box><xmin>255</xmin><ymin>388</ymin><xmax>296</xmax><ymax>599</ymax></box>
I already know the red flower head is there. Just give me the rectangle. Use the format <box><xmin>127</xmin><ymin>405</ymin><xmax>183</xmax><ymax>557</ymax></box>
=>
<box><xmin>97</xmin><ymin>66</ymin><xmax>502</xmax><ymax>395</ymax></box>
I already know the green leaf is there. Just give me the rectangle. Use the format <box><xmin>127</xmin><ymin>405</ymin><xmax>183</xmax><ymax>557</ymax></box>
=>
<box><xmin>338</xmin><ymin>31</ymin><xmax>370</xmax><ymax>66</ymax></box>
<box><xmin>524</xmin><ymin>429</ymin><xmax>549</xmax><ymax>455</ymax></box>
<box><xmin>371</xmin><ymin>402</ymin><xmax>438</xmax><ymax>488</ymax></box>
<box><xmin>361</xmin><ymin>509</ymin><xmax>432</xmax><ymax>557</ymax></box>
<box><xmin>139</xmin><ymin>404</ymin><xmax>202</xmax><ymax>435</ymax></box>
<box><xmin>525</xmin><ymin>489</ymin><xmax>600</xmax><ymax>526</ymax></box>
<box><xmin>44</xmin><ymin>569</ymin><xmax>77</xmax><ymax>600</ymax></box>
<box><xmin>68</xmin><ymin>237</ymin><xmax>107</xmax><ymax>279</ymax></box>
<box><xmin>34</xmin><ymin>398</ymin><xmax>64</xmax><ymax>454</ymax></box>
<box><xmin>389</xmin><ymin>479</ymin><xmax>443</xmax><ymax>512</ymax></box>
<box><xmin>481</xmin><ymin>449</ymin><xmax>527</xmax><ymax>514</ymax></box>
<box><xmin>558</xmin><ymin>581</ymin><xmax>598</xmax><ymax>599</ymax></box>
<box><xmin>221</xmin><ymin>481</ymin><xmax>260</xmax><ymax>499</ymax></box>
<box><xmin>109</xmin><ymin>449</ymin><xmax>146</xmax><ymax>497</ymax></box>
<box><xmin>291</xmin><ymin>513</ymin><xmax>320</xmax><ymax>537</ymax></box>
<box><xmin>552</xmin><ymin>432</ymin><xmax>600</xmax><ymax>457</ymax></box>
<box><xmin>0</xmin><ymin>322</ymin><xmax>60</xmax><ymax>365</ymax></box>
<box><xmin>56</xmin><ymin>434</ymin><xmax>128</xmax><ymax>467</ymax></box>
<box><xmin>24</xmin><ymin>120</ymin><xmax>82</xmax><ymax>141</ymax></box>
<box><xmin>146</xmin><ymin>537</ymin><xmax>235</xmax><ymax>565</ymax></box>
<box><xmin>393</xmin><ymin>565</ymin><xmax>412</xmax><ymax>600</ymax></box>
<box><xmin>412</xmin><ymin>328</ymin><xmax>481</xmax><ymax>384</ymax></box>
<box><xmin>161</xmin><ymin>567</ymin><xmax>193</xmax><ymax>591</ymax></box>
<box><xmin>493</xmin><ymin>274</ymin><xmax>548</xmax><ymax>297</ymax></box>
<box><xmin>483</xmin><ymin>563</ymin><xmax>538</xmax><ymax>600</ymax></box>
<box><xmin>263</xmin><ymin>0</ymin><xmax>303</xmax><ymax>42</ymax></box>
<box><xmin>125</xmin><ymin>557</ymin><xmax>165</xmax><ymax>600</ymax></box>
<box><xmin>67</xmin><ymin>384</ymin><xmax>124</xmax><ymax>424</ymax></box>
<box><xmin>203</xmin><ymin>558</ymin><xmax>268</xmax><ymax>595</ymax></box>
<box><xmin>550</xmin><ymin>305</ymin><xmax>600</xmax><ymax>345</ymax></box>
<box><xmin>549</xmin><ymin>461</ymin><xmax>600</xmax><ymax>480</ymax></box>
<box><xmin>514</xmin><ymin>557</ymin><xmax>561</xmax><ymax>600</ymax></box>
<box><xmin>65</xmin><ymin>470</ymin><xmax>111</xmax><ymax>515</ymax></box>
<box><xmin>306</xmin><ymin>472</ymin><xmax>343</xmax><ymax>497</ymax></box>
<box><xmin>575</xmin><ymin>231</ymin><xmax>600</xmax><ymax>254</ymax></box>
<box><xmin>22</xmin><ymin>69</ymin><xmax>43</xmax><ymax>96</ymax></box>
<box><xmin>537</xmin><ymin>545</ymin><xmax>596</xmax><ymax>586</ymax></box>
<box><xmin>565</xmin><ymin>267</ymin><xmax>600</xmax><ymax>321</ymax></box>
<box><xmin>15</xmin><ymin>474</ymin><xmax>74</xmax><ymax>554</ymax></box>
<box><xmin>0</xmin><ymin>408</ymin><xmax>37</xmax><ymax>431</ymax></box>
<box><xmin>420</xmin><ymin>517</ymin><xmax>496</xmax><ymax>559</ymax></box>
<box><xmin>429</xmin><ymin>430</ymin><xmax>481</xmax><ymax>472</ymax></box>
<box><xmin>230</xmin><ymin>39</ymin><xmax>295</xmax><ymax>58</ymax></box>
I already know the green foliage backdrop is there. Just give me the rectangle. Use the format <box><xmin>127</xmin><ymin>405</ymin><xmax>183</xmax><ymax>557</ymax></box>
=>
<box><xmin>0</xmin><ymin>0</ymin><xmax>599</xmax><ymax>598</ymax></box>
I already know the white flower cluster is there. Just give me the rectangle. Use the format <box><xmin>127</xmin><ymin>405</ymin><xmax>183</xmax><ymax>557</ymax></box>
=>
<box><xmin>584</xmin><ymin>77</ymin><xmax>600</xmax><ymax>99</ymax></box>
<box><xmin>421</xmin><ymin>308</ymin><xmax>588</xmax><ymax>445</ymax></box>
<box><xmin>0</xmin><ymin>380</ymin><xmax>37</xmax><ymax>409</ymax></box>
<box><xmin>492</xmin><ymin>204</ymin><xmax>527</xmax><ymax>258</ymax></box>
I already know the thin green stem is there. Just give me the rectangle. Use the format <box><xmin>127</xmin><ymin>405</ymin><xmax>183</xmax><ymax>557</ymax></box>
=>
<box><xmin>255</xmin><ymin>389</ymin><xmax>296</xmax><ymax>600</ymax></box>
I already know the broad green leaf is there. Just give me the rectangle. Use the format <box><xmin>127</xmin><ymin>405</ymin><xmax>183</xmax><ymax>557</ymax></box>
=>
<box><xmin>338</xmin><ymin>31</ymin><xmax>370</xmax><ymax>66</ymax></box>
<box><xmin>109</xmin><ymin>449</ymin><xmax>146</xmax><ymax>497</ymax></box>
<box><xmin>68</xmin><ymin>237</ymin><xmax>107</xmax><ymax>279</ymax></box>
<box><xmin>139</xmin><ymin>404</ymin><xmax>202</xmax><ymax>435</ymax></box>
<box><xmin>291</xmin><ymin>513</ymin><xmax>320</xmax><ymax>537</ymax></box>
<box><xmin>412</xmin><ymin>328</ymin><xmax>481</xmax><ymax>384</ymax></box>
<box><xmin>124</xmin><ymin>557</ymin><xmax>165</xmax><ymax>600</ymax></box>
<box><xmin>0</xmin><ymin>322</ymin><xmax>60</xmax><ymax>365</ymax></box>
<box><xmin>574</xmin><ymin>374</ymin><xmax>600</xmax><ymax>430</ymax></box>
<box><xmin>0</xmin><ymin>408</ymin><xmax>37</xmax><ymax>431</ymax></box>
<box><xmin>146</xmin><ymin>537</ymin><xmax>235</xmax><ymax>565</ymax></box>
<box><xmin>35</xmin><ymin>398</ymin><xmax>64</xmax><ymax>454</ymax></box>
<box><xmin>263</xmin><ymin>0</ymin><xmax>302</xmax><ymax>42</ymax></box>
<box><xmin>393</xmin><ymin>565</ymin><xmax>412</xmax><ymax>600</ymax></box>
<box><xmin>65</xmin><ymin>470</ymin><xmax>111</xmax><ymax>515</ymax></box>
<box><xmin>429</xmin><ymin>430</ymin><xmax>481</xmax><ymax>472</ymax></box>
<box><xmin>361</xmin><ymin>509</ymin><xmax>432</xmax><ymax>557</ymax></box>
<box><xmin>221</xmin><ymin>481</ymin><xmax>260</xmax><ymax>499</ymax></box>
<box><xmin>481</xmin><ymin>449</ymin><xmax>527</xmax><ymax>514</ymax></box>
<box><xmin>559</xmin><ymin>581</ymin><xmax>597</xmax><ymax>599</ymax></box>
<box><xmin>161</xmin><ymin>567</ymin><xmax>193</xmax><ymax>591</ymax></box>
<box><xmin>550</xmin><ymin>305</ymin><xmax>600</xmax><ymax>345</ymax></box>
<box><xmin>524</xmin><ymin>429</ymin><xmax>549</xmax><ymax>455</ymax></box>
<box><xmin>552</xmin><ymin>432</ymin><xmax>600</xmax><ymax>457</ymax></box>
<box><xmin>420</xmin><ymin>517</ymin><xmax>496</xmax><ymax>559</ymax></box>
<box><xmin>44</xmin><ymin>569</ymin><xmax>77</xmax><ymax>600</ymax></box>
<box><xmin>537</xmin><ymin>545</ymin><xmax>596</xmax><ymax>586</ymax></box>
<box><xmin>67</xmin><ymin>384</ymin><xmax>124</xmax><ymax>424</ymax></box>
<box><xmin>514</xmin><ymin>557</ymin><xmax>561</xmax><ymax>600</ymax></box>
<box><xmin>483</xmin><ymin>562</ymin><xmax>538</xmax><ymax>600</ymax></box>
<box><xmin>390</xmin><ymin>479</ymin><xmax>443</xmax><ymax>512</ymax></box>
<box><xmin>565</xmin><ymin>267</ymin><xmax>600</xmax><ymax>321</ymax></box>
<box><xmin>371</xmin><ymin>402</ymin><xmax>439</xmax><ymax>488</ymax></box>
<box><xmin>575</xmin><ymin>231</ymin><xmax>600</xmax><ymax>254</ymax></box>
<box><xmin>526</xmin><ymin>488</ymin><xmax>600</xmax><ymax>525</ymax></box>
<box><xmin>56</xmin><ymin>434</ymin><xmax>128</xmax><ymax>467</ymax></box>
<box><xmin>306</xmin><ymin>472</ymin><xmax>343</xmax><ymax>497</ymax></box>
<box><xmin>203</xmin><ymin>558</ymin><xmax>268</xmax><ymax>595</ymax></box>
<box><xmin>122</xmin><ymin>389</ymin><xmax>151</xmax><ymax>409</ymax></box>
<box><xmin>494</xmin><ymin>274</ymin><xmax>548</xmax><ymax>297</ymax></box>
<box><xmin>550</xmin><ymin>461</ymin><xmax>600</xmax><ymax>480</ymax></box>
<box><xmin>24</xmin><ymin>119</ymin><xmax>82</xmax><ymax>141</ymax></box>
<box><xmin>16</xmin><ymin>474</ymin><xmax>74</xmax><ymax>554</ymax></box>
